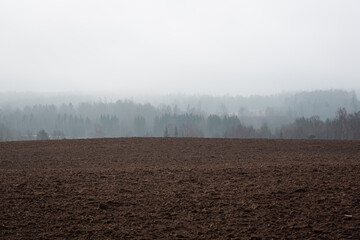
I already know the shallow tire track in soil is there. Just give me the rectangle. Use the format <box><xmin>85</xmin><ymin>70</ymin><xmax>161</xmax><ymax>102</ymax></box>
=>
<box><xmin>0</xmin><ymin>138</ymin><xmax>359</xmax><ymax>239</ymax></box>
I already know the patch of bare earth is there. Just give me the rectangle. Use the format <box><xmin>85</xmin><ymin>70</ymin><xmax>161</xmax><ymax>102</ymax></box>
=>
<box><xmin>0</xmin><ymin>138</ymin><xmax>359</xmax><ymax>239</ymax></box>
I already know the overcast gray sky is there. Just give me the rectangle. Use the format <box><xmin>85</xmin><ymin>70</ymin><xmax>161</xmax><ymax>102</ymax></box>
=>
<box><xmin>0</xmin><ymin>0</ymin><xmax>359</xmax><ymax>96</ymax></box>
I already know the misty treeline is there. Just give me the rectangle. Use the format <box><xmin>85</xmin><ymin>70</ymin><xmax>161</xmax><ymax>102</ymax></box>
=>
<box><xmin>0</xmin><ymin>90</ymin><xmax>359</xmax><ymax>141</ymax></box>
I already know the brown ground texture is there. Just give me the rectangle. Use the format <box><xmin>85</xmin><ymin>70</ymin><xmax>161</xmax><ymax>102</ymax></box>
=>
<box><xmin>0</xmin><ymin>138</ymin><xmax>359</xmax><ymax>239</ymax></box>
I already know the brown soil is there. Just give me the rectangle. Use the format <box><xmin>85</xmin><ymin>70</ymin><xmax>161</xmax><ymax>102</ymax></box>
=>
<box><xmin>0</xmin><ymin>138</ymin><xmax>359</xmax><ymax>239</ymax></box>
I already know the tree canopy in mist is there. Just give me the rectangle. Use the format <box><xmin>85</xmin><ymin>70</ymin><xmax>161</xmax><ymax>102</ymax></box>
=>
<box><xmin>0</xmin><ymin>90</ymin><xmax>359</xmax><ymax>141</ymax></box>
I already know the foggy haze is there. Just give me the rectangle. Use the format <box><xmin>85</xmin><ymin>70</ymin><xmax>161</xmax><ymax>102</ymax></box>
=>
<box><xmin>1</xmin><ymin>0</ymin><xmax>360</xmax><ymax>96</ymax></box>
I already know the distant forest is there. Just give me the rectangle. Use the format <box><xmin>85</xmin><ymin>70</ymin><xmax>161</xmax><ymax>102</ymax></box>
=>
<box><xmin>0</xmin><ymin>90</ymin><xmax>359</xmax><ymax>141</ymax></box>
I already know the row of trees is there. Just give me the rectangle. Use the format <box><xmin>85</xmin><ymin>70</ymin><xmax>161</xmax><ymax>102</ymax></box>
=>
<box><xmin>277</xmin><ymin>108</ymin><xmax>360</xmax><ymax>140</ymax></box>
<box><xmin>1</xmin><ymin>105</ymin><xmax>360</xmax><ymax>141</ymax></box>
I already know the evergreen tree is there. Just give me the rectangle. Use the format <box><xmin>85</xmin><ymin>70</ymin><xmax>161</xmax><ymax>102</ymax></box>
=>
<box><xmin>174</xmin><ymin>126</ymin><xmax>178</xmax><ymax>137</ymax></box>
<box><xmin>36</xmin><ymin>129</ymin><xmax>50</xmax><ymax>140</ymax></box>
<box><xmin>164</xmin><ymin>127</ymin><xmax>169</xmax><ymax>137</ymax></box>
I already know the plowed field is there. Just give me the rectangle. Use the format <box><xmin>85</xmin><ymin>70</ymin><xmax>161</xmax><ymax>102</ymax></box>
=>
<box><xmin>1</xmin><ymin>138</ymin><xmax>359</xmax><ymax>239</ymax></box>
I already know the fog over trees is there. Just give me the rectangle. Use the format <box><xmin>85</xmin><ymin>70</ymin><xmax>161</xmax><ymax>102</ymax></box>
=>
<box><xmin>0</xmin><ymin>90</ymin><xmax>359</xmax><ymax>141</ymax></box>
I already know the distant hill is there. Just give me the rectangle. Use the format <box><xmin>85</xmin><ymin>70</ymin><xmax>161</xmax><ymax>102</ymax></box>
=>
<box><xmin>1</xmin><ymin>89</ymin><xmax>359</xmax><ymax>141</ymax></box>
